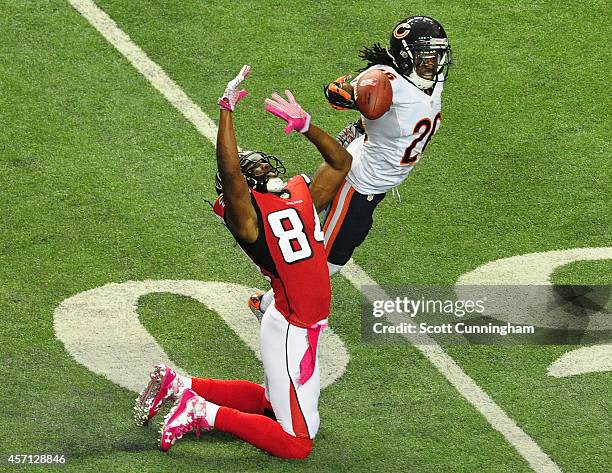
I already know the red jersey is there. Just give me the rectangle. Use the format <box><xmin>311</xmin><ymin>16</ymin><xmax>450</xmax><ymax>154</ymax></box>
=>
<box><xmin>213</xmin><ymin>175</ymin><xmax>330</xmax><ymax>328</ymax></box>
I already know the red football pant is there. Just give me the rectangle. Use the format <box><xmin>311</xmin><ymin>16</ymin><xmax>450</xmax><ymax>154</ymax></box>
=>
<box><xmin>191</xmin><ymin>378</ymin><xmax>313</xmax><ymax>459</ymax></box>
<box><xmin>192</xmin><ymin>378</ymin><xmax>272</xmax><ymax>414</ymax></box>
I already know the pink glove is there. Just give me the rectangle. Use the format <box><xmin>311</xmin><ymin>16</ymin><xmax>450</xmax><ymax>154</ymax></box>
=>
<box><xmin>265</xmin><ymin>90</ymin><xmax>311</xmax><ymax>134</ymax></box>
<box><xmin>218</xmin><ymin>65</ymin><xmax>251</xmax><ymax>111</ymax></box>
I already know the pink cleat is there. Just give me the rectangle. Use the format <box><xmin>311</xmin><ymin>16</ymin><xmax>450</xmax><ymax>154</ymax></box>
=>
<box><xmin>133</xmin><ymin>364</ymin><xmax>185</xmax><ymax>426</ymax></box>
<box><xmin>159</xmin><ymin>388</ymin><xmax>210</xmax><ymax>452</ymax></box>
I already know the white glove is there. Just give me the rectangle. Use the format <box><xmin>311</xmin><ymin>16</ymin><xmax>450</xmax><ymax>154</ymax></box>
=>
<box><xmin>218</xmin><ymin>65</ymin><xmax>251</xmax><ymax>111</ymax></box>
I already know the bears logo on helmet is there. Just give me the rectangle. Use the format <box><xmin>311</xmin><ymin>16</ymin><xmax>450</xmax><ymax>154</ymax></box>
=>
<box><xmin>393</xmin><ymin>22</ymin><xmax>411</xmax><ymax>39</ymax></box>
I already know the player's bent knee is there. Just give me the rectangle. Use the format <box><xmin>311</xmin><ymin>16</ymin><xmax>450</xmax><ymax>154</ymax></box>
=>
<box><xmin>285</xmin><ymin>436</ymin><xmax>313</xmax><ymax>459</ymax></box>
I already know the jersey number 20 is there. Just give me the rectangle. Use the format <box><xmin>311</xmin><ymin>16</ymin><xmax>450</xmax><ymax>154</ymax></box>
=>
<box><xmin>401</xmin><ymin>112</ymin><xmax>441</xmax><ymax>165</ymax></box>
<box><xmin>267</xmin><ymin>207</ymin><xmax>324</xmax><ymax>263</ymax></box>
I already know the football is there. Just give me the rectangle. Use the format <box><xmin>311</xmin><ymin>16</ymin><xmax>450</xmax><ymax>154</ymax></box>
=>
<box><xmin>355</xmin><ymin>69</ymin><xmax>393</xmax><ymax>120</ymax></box>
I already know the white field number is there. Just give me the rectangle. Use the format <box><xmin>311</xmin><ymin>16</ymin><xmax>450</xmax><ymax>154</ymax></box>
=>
<box><xmin>53</xmin><ymin>280</ymin><xmax>349</xmax><ymax>392</ymax></box>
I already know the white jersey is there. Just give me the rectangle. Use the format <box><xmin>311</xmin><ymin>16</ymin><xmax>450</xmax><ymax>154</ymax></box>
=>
<box><xmin>347</xmin><ymin>65</ymin><xmax>444</xmax><ymax>195</ymax></box>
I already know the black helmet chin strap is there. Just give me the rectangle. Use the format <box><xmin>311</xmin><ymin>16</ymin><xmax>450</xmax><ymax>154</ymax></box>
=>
<box><xmin>253</xmin><ymin>175</ymin><xmax>270</xmax><ymax>192</ymax></box>
<box><xmin>386</xmin><ymin>47</ymin><xmax>414</xmax><ymax>83</ymax></box>
<box><xmin>385</xmin><ymin>47</ymin><xmax>397</xmax><ymax>64</ymax></box>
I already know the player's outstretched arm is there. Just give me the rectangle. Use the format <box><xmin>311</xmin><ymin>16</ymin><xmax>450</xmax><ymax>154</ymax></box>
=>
<box><xmin>265</xmin><ymin>90</ymin><xmax>352</xmax><ymax>212</ymax></box>
<box><xmin>216</xmin><ymin>66</ymin><xmax>258</xmax><ymax>243</ymax></box>
<box><xmin>303</xmin><ymin>125</ymin><xmax>352</xmax><ymax>212</ymax></box>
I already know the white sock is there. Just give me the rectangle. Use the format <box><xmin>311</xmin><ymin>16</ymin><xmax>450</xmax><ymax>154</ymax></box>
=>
<box><xmin>177</xmin><ymin>375</ymin><xmax>191</xmax><ymax>392</ymax></box>
<box><xmin>204</xmin><ymin>400</ymin><xmax>220</xmax><ymax>427</ymax></box>
<box><xmin>328</xmin><ymin>261</ymin><xmax>343</xmax><ymax>276</ymax></box>
<box><xmin>260</xmin><ymin>288</ymin><xmax>274</xmax><ymax>312</ymax></box>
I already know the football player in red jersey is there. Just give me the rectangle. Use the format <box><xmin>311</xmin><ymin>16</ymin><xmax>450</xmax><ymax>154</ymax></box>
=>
<box><xmin>133</xmin><ymin>66</ymin><xmax>351</xmax><ymax>459</ymax></box>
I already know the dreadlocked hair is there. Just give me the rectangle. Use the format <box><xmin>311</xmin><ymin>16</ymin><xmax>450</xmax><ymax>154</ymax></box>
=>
<box><xmin>358</xmin><ymin>43</ymin><xmax>395</xmax><ymax>72</ymax></box>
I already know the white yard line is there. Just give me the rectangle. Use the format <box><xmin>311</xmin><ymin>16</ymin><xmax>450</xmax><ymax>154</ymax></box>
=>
<box><xmin>67</xmin><ymin>1</ymin><xmax>562</xmax><ymax>471</ymax></box>
<box><xmin>68</xmin><ymin>0</ymin><xmax>218</xmax><ymax>144</ymax></box>
<box><xmin>343</xmin><ymin>261</ymin><xmax>562</xmax><ymax>473</ymax></box>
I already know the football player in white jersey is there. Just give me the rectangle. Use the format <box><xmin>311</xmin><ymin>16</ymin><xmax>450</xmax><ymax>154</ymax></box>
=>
<box><xmin>321</xmin><ymin>15</ymin><xmax>453</xmax><ymax>274</ymax></box>
<box><xmin>249</xmin><ymin>16</ymin><xmax>452</xmax><ymax>317</ymax></box>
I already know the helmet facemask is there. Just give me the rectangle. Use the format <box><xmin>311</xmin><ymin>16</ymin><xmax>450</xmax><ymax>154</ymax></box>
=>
<box><xmin>215</xmin><ymin>151</ymin><xmax>286</xmax><ymax>195</ymax></box>
<box><xmin>240</xmin><ymin>151</ymin><xmax>286</xmax><ymax>193</ymax></box>
<box><xmin>412</xmin><ymin>42</ymin><xmax>452</xmax><ymax>89</ymax></box>
<box><xmin>394</xmin><ymin>40</ymin><xmax>452</xmax><ymax>90</ymax></box>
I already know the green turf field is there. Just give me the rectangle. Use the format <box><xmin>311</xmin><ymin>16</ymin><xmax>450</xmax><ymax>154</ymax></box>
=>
<box><xmin>2</xmin><ymin>1</ymin><xmax>610</xmax><ymax>472</ymax></box>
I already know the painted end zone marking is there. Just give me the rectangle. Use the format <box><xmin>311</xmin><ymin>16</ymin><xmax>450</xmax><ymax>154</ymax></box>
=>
<box><xmin>67</xmin><ymin>1</ymin><xmax>561</xmax><ymax>471</ymax></box>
